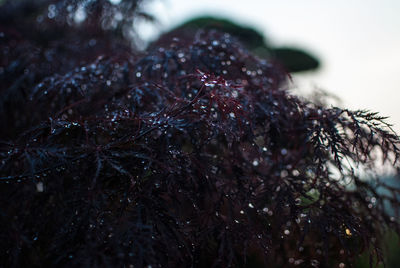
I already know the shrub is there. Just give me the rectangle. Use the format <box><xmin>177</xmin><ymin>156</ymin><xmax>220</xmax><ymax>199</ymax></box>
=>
<box><xmin>1</xmin><ymin>1</ymin><xmax>399</xmax><ymax>267</ymax></box>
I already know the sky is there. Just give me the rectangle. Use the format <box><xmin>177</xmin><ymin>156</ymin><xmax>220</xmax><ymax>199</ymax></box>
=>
<box><xmin>138</xmin><ymin>0</ymin><xmax>400</xmax><ymax>132</ymax></box>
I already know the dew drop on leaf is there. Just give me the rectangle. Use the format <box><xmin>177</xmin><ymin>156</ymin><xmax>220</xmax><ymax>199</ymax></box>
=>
<box><xmin>36</xmin><ymin>182</ymin><xmax>44</xmax><ymax>192</ymax></box>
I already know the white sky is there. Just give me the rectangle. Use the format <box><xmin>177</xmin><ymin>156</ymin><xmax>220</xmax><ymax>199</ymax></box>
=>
<box><xmin>139</xmin><ymin>0</ymin><xmax>400</xmax><ymax>132</ymax></box>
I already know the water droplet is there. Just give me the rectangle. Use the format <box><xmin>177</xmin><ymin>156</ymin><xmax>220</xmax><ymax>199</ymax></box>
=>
<box><xmin>294</xmin><ymin>259</ymin><xmax>304</xmax><ymax>265</ymax></box>
<box><xmin>48</xmin><ymin>4</ymin><xmax>57</xmax><ymax>19</ymax></box>
<box><xmin>74</xmin><ymin>5</ymin><xmax>87</xmax><ymax>23</ymax></box>
<box><xmin>204</xmin><ymin>82</ymin><xmax>215</xmax><ymax>87</ymax></box>
<box><xmin>248</xmin><ymin>203</ymin><xmax>254</xmax><ymax>209</ymax></box>
<box><xmin>88</xmin><ymin>39</ymin><xmax>97</xmax><ymax>47</ymax></box>
<box><xmin>212</xmin><ymin>40</ymin><xmax>219</xmax><ymax>46</ymax></box>
<box><xmin>311</xmin><ymin>259</ymin><xmax>319</xmax><ymax>267</ymax></box>
<box><xmin>345</xmin><ymin>228</ymin><xmax>352</xmax><ymax>236</ymax></box>
<box><xmin>36</xmin><ymin>182</ymin><xmax>44</xmax><ymax>192</ymax></box>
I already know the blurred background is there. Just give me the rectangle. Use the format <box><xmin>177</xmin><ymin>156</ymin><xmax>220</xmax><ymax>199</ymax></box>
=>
<box><xmin>136</xmin><ymin>0</ymin><xmax>400</xmax><ymax>133</ymax></box>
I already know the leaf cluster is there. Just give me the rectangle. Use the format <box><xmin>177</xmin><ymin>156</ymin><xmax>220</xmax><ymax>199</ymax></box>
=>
<box><xmin>1</xmin><ymin>2</ymin><xmax>400</xmax><ymax>267</ymax></box>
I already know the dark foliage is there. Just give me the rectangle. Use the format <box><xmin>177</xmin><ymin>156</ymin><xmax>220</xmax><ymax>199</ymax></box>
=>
<box><xmin>154</xmin><ymin>16</ymin><xmax>320</xmax><ymax>73</ymax></box>
<box><xmin>1</xmin><ymin>1</ymin><xmax>400</xmax><ymax>267</ymax></box>
<box><xmin>272</xmin><ymin>47</ymin><xmax>319</xmax><ymax>73</ymax></box>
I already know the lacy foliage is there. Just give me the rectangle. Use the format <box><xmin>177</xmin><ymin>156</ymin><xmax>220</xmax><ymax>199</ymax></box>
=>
<box><xmin>1</xmin><ymin>1</ymin><xmax>400</xmax><ymax>267</ymax></box>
